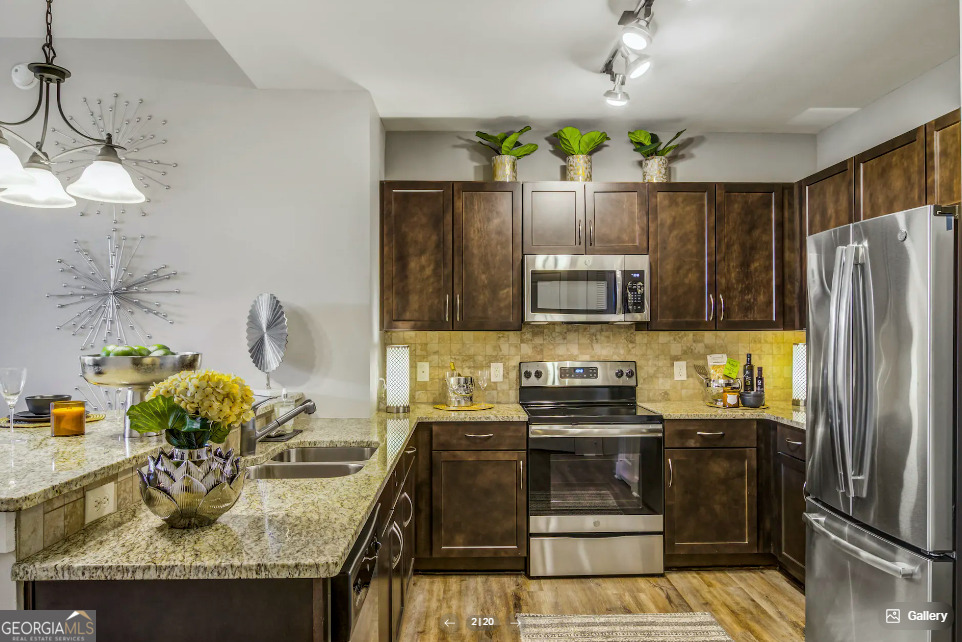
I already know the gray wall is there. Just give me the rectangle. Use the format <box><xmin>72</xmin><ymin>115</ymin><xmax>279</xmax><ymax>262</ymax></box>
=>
<box><xmin>816</xmin><ymin>56</ymin><xmax>961</xmax><ymax>170</ymax></box>
<box><xmin>0</xmin><ymin>39</ymin><xmax>383</xmax><ymax>417</ymax></box>
<box><xmin>385</xmin><ymin>130</ymin><xmax>817</xmax><ymax>183</ymax></box>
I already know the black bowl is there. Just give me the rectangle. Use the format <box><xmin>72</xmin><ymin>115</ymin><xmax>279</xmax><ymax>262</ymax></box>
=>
<box><xmin>25</xmin><ymin>395</ymin><xmax>72</xmax><ymax>415</ymax></box>
<box><xmin>739</xmin><ymin>391</ymin><xmax>766</xmax><ymax>408</ymax></box>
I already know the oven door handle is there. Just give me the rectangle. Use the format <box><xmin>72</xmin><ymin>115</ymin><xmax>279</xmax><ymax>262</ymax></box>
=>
<box><xmin>529</xmin><ymin>425</ymin><xmax>664</xmax><ymax>437</ymax></box>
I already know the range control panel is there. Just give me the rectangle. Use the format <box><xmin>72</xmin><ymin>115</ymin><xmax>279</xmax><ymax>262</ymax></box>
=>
<box><xmin>520</xmin><ymin>361</ymin><xmax>637</xmax><ymax>387</ymax></box>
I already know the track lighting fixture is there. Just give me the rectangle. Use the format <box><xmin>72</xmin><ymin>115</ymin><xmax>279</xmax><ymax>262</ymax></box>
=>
<box><xmin>604</xmin><ymin>74</ymin><xmax>630</xmax><ymax>107</ymax></box>
<box><xmin>621</xmin><ymin>22</ymin><xmax>652</xmax><ymax>52</ymax></box>
<box><xmin>626</xmin><ymin>57</ymin><xmax>652</xmax><ymax>80</ymax></box>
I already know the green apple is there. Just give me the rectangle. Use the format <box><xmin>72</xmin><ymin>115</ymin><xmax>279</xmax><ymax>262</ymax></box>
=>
<box><xmin>109</xmin><ymin>346</ymin><xmax>136</xmax><ymax>357</ymax></box>
<box><xmin>149</xmin><ymin>348</ymin><xmax>173</xmax><ymax>357</ymax></box>
<box><xmin>147</xmin><ymin>344</ymin><xmax>170</xmax><ymax>353</ymax></box>
<box><xmin>132</xmin><ymin>346</ymin><xmax>151</xmax><ymax>356</ymax></box>
<box><xmin>100</xmin><ymin>344</ymin><xmax>118</xmax><ymax>356</ymax></box>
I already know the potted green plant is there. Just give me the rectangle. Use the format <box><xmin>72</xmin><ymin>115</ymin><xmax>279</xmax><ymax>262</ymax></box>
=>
<box><xmin>551</xmin><ymin>127</ymin><xmax>610</xmax><ymax>181</ymax></box>
<box><xmin>475</xmin><ymin>126</ymin><xmax>538</xmax><ymax>181</ymax></box>
<box><xmin>127</xmin><ymin>369</ymin><xmax>256</xmax><ymax>528</ymax></box>
<box><xmin>628</xmin><ymin>129</ymin><xmax>686</xmax><ymax>182</ymax></box>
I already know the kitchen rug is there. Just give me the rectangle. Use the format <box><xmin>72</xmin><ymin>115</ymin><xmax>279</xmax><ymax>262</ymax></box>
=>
<box><xmin>516</xmin><ymin>613</ymin><xmax>733</xmax><ymax>641</ymax></box>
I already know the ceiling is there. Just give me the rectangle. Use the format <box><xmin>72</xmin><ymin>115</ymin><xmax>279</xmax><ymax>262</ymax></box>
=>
<box><xmin>2</xmin><ymin>0</ymin><xmax>958</xmax><ymax>133</ymax></box>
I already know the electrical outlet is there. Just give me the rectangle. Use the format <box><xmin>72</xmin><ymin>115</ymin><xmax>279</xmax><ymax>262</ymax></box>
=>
<box><xmin>674</xmin><ymin>361</ymin><xmax>688</xmax><ymax>381</ymax></box>
<box><xmin>85</xmin><ymin>482</ymin><xmax>116</xmax><ymax>524</ymax></box>
<box><xmin>416</xmin><ymin>362</ymin><xmax>430</xmax><ymax>382</ymax></box>
<box><xmin>490</xmin><ymin>363</ymin><xmax>504</xmax><ymax>383</ymax></box>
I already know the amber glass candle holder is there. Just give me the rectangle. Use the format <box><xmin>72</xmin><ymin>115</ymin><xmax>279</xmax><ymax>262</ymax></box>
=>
<box><xmin>51</xmin><ymin>400</ymin><xmax>86</xmax><ymax>437</ymax></box>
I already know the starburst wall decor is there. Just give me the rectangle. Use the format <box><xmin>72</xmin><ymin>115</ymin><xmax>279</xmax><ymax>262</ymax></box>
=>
<box><xmin>47</xmin><ymin>229</ymin><xmax>180</xmax><ymax>349</ymax></box>
<box><xmin>49</xmin><ymin>94</ymin><xmax>177</xmax><ymax>224</ymax></box>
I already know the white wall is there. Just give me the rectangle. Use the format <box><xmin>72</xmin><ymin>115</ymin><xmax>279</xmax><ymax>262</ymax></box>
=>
<box><xmin>816</xmin><ymin>56</ymin><xmax>961</xmax><ymax>170</ymax></box>
<box><xmin>0</xmin><ymin>39</ymin><xmax>383</xmax><ymax>417</ymax></box>
<box><xmin>385</xmin><ymin>129</ymin><xmax>816</xmax><ymax>183</ymax></box>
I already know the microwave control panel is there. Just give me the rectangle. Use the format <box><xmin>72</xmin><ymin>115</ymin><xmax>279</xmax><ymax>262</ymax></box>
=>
<box><xmin>623</xmin><ymin>255</ymin><xmax>650</xmax><ymax>321</ymax></box>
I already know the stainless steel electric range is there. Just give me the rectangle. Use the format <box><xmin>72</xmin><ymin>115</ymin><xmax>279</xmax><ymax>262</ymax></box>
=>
<box><xmin>520</xmin><ymin>360</ymin><xmax>664</xmax><ymax>577</ymax></box>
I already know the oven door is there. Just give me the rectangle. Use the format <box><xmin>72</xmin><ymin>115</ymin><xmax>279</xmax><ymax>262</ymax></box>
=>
<box><xmin>528</xmin><ymin>424</ymin><xmax>664</xmax><ymax>533</ymax></box>
<box><xmin>524</xmin><ymin>255</ymin><xmax>624</xmax><ymax>323</ymax></box>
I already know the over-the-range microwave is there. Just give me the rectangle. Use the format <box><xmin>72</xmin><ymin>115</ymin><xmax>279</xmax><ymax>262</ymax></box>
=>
<box><xmin>523</xmin><ymin>254</ymin><xmax>649</xmax><ymax>323</ymax></box>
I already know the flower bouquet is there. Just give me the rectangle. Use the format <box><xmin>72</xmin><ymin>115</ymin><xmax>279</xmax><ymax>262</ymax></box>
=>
<box><xmin>128</xmin><ymin>370</ymin><xmax>256</xmax><ymax>528</ymax></box>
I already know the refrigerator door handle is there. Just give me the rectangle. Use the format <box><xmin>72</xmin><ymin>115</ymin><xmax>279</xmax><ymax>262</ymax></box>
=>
<box><xmin>849</xmin><ymin>245</ymin><xmax>875</xmax><ymax>498</ymax></box>
<box><xmin>804</xmin><ymin>513</ymin><xmax>919</xmax><ymax>579</ymax></box>
<box><xmin>826</xmin><ymin>246</ymin><xmax>853</xmax><ymax>496</ymax></box>
<box><xmin>835</xmin><ymin>245</ymin><xmax>858</xmax><ymax>497</ymax></box>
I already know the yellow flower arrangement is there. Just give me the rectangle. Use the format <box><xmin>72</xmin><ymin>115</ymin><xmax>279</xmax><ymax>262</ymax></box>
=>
<box><xmin>147</xmin><ymin>370</ymin><xmax>256</xmax><ymax>426</ymax></box>
<box><xmin>128</xmin><ymin>370</ymin><xmax>256</xmax><ymax>448</ymax></box>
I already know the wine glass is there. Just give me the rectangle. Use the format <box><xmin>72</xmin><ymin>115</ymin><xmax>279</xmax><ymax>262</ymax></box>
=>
<box><xmin>0</xmin><ymin>368</ymin><xmax>27</xmax><ymax>440</ymax></box>
<box><xmin>475</xmin><ymin>368</ymin><xmax>490</xmax><ymax>405</ymax></box>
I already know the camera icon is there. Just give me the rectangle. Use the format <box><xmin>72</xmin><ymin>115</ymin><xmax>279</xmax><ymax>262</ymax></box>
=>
<box><xmin>885</xmin><ymin>609</ymin><xmax>901</xmax><ymax>624</ymax></box>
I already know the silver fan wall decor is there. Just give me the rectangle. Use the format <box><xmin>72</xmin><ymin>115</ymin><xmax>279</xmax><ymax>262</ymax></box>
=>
<box><xmin>246</xmin><ymin>293</ymin><xmax>288</xmax><ymax>390</ymax></box>
<box><xmin>48</xmin><ymin>229</ymin><xmax>180</xmax><ymax>349</ymax></box>
<box><xmin>51</xmin><ymin>94</ymin><xmax>177</xmax><ymax>224</ymax></box>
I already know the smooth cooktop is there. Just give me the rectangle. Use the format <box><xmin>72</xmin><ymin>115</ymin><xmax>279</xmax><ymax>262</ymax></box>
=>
<box><xmin>523</xmin><ymin>403</ymin><xmax>663</xmax><ymax>425</ymax></box>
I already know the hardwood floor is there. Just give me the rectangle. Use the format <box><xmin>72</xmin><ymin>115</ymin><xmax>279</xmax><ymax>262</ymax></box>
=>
<box><xmin>399</xmin><ymin>569</ymin><xmax>804</xmax><ymax>641</ymax></box>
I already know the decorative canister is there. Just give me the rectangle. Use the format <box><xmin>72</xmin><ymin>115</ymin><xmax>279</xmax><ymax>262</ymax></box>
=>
<box><xmin>446</xmin><ymin>376</ymin><xmax>475</xmax><ymax>407</ymax></box>
<box><xmin>492</xmin><ymin>155</ymin><xmax>518</xmax><ymax>181</ymax></box>
<box><xmin>566</xmin><ymin>154</ymin><xmax>592</xmax><ymax>182</ymax></box>
<box><xmin>643</xmin><ymin>156</ymin><xmax>669</xmax><ymax>182</ymax></box>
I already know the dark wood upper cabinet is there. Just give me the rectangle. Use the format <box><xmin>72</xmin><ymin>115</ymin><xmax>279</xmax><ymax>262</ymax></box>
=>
<box><xmin>585</xmin><ymin>183</ymin><xmax>648</xmax><ymax>254</ymax></box>
<box><xmin>648</xmin><ymin>183</ymin><xmax>716</xmax><ymax>330</ymax></box>
<box><xmin>926</xmin><ymin>109</ymin><xmax>961</xmax><ymax>207</ymax></box>
<box><xmin>665</xmin><ymin>447</ymin><xmax>759</xmax><ymax>555</ymax></box>
<box><xmin>715</xmin><ymin>184</ymin><xmax>783</xmax><ymax>330</ymax></box>
<box><xmin>381</xmin><ymin>182</ymin><xmax>452</xmax><ymax>330</ymax></box>
<box><xmin>855</xmin><ymin>126</ymin><xmax>926</xmax><ymax>221</ymax></box>
<box><xmin>522</xmin><ymin>182</ymin><xmax>586</xmax><ymax>254</ymax></box>
<box><xmin>453</xmin><ymin>183</ymin><xmax>522</xmax><ymax>330</ymax></box>
<box><xmin>800</xmin><ymin>160</ymin><xmax>855</xmax><ymax>237</ymax></box>
<box><xmin>431</xmin><ymin>450</ymin><xmax>527</xmax><ymax>558</ymax></box>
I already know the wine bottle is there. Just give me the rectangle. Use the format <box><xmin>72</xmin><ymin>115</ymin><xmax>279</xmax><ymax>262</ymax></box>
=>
<box><xmin>742</xmin><ymin>353</ymin><xmax>755</xmax><ymax>392</ymax></box>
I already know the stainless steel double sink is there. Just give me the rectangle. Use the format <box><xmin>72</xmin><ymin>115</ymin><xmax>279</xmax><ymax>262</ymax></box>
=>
<box><xmin>245</xmin><ymin>446</ymin><xmax>377</xmax><ymax>479</ymax></box>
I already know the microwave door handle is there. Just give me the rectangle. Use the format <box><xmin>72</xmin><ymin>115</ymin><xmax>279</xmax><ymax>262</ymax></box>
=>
<box><xmin>615</xmin><ymin>269</ymin><xmax>624</xmax><ymax>316</ymax></box>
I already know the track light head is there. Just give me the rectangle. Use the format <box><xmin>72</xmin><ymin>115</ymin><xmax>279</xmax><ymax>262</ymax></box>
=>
<box><xmin>604</xmin><ymin>74</ymin><xmax>630</xmax><ymax>107</ymax></box>
<box><xmin>626</xmin><ymin>57</ymin><xmax>652</xmax><ymax>79</ymax></box>
<box><xmin>621</xmin><ymin>22</ymin><xmax>651</xmax><ymax>52</ymax></box>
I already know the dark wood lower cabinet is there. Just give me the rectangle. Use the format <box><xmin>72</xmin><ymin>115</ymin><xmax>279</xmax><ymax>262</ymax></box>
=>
<box><xmin>431</xmin><ymin>450</ymin><xmax>527</xmax><ymax>558</ymax></box>
<box><xmin>774</xmin><ymin>452</ymin><xmax>806</xmax><ymax>583</ymax></box>
<box><xmin>665</xmin><ymin>447</ymin><xmax>759</xmax><ymax>557</ymax></box>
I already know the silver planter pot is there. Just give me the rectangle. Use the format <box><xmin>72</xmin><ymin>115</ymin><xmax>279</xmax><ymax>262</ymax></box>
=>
<box><xmin>566</xmin><ymin>155</ymin><xmax>592</xmax><ymax>182</ymax></box>
<box><xmin>138</xmin><ymin>445</ymin><xmax>245</xmax><ymax>529</ymax></box>
<box><xmin>643</xmin><ymin>156</ymin><xmax>669</xmax><ymax>182</ymax></box>
<box><xmin>492</xmin><ymin>155</ymin><xmax>518</xmax><ymax>181</ymax></box>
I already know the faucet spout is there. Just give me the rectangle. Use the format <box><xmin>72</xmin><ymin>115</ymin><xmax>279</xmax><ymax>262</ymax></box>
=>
<box><xmin>240</xmin><ymin>399</ymin><xmax>316</xmax><ymax>456</ymax></box>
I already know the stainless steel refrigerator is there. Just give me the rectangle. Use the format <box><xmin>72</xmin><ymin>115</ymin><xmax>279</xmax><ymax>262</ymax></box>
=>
<box><xmin>806</xmin><ymin>205</ymin><xmax>956</xmax><ymax>641</ymax></box>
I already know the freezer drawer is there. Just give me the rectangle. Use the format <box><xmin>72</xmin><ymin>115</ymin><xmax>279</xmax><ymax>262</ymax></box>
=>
<box><xmin>529</xmin><ymin>534</ymin><xmax>663</xmax><ymax>577</ymax></box>
<box><xmin>806</xmin><ymin>499</ymin><xmax>953</xmax><ymax>642</ymax></box>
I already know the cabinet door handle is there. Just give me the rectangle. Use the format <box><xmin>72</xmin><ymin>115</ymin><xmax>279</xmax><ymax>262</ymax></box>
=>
<box><xmin>719</xmin><ymin>293</ymin><xmax>725</xmax><ymax>322</ymax></box>
<box><xmin>405</xmin><ymin>447</ymin><xmax>417</xmax><ymax>455</ymax></box>
<box><xmin>444</xmin><ymin>294</ymin><xmax>450</xmax><ymax>322</ymax></box>
<box><xmin>401</xmin><ymin>491</ymin><xmax>414</xmax><ymax>527</ymax></box>
<box><xmin>667</xmin><ymin>458</ymin><xmax>673</xmax><ymax>488</ymax></box>
<box><xmin>577</xmin><ymin>220</ymin><xmax>583</xmax><ymax>245</ymax></box>
<box><xmin>786</xmin><ymin>439</ymin><xmax>803</xmax><ymax>447</ymax></box>
<box><xmin>588</xmin><ymin>220</ymin><xmax>594</xmax><ymax>246</ymax></box>
<box><xmin>456</xmin><ymin>294</ymin><xmax>461</xmax><ymax>322</ymax></box>
<box><xmin>696</xmin><ymin>431</ymin><xmax>726</xmax><ymax>437</ymax></box>
<box><xmin>390</xmin><ymin>522</ymin><xmax>403</xmax><ymax>568</ymax></box>
<box><xmin>465</xmin><ymin>433</ymin><xmax>494</xmax><ymax>439</ymax></box>
<box><xmin>708</xmin><ymin>294</ymin><xmax>715</xmax><ymax>321</ymax></box>
<box><xmin>519</xmin><ymin>459</ymin><xmax>523</xmax><ymax>491</ymax></box>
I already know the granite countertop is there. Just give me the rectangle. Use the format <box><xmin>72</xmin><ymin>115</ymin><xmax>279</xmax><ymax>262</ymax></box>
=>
<box><xmin>12</xmin><ymin>403</ymin><xmax>526</xmax><ymax>582</ymax></box>
<box><xmin>0</xmin><ymin>394</ymin><xmax>304</xmax><ymax>512</ymax></box>
<box><xmin>639</xmin><ymin>400</ymin><xmax>806</xmax><ymax>430</ymax></box>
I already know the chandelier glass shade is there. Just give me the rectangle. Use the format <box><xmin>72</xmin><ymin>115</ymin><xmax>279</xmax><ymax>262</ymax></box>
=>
<box><xmin>0</xmin><ymin>0</ymin><xmax>144</xmax><ymax>209</ymax></box>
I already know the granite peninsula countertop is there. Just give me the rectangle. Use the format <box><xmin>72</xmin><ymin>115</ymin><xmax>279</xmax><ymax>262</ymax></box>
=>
<box><xmin>12</xmin><ymin>403</ymin><xmax>526</xmax><ymax>582</ymax></box>
<box><xmin>639</xmin><ymin>400</ymin><xmax>806</xmax><ymax>430</ymax></box>
<box><xmin>0</xmin><ymin>394</ymin><xmax>304</xmax><ymax>512</ymax></box>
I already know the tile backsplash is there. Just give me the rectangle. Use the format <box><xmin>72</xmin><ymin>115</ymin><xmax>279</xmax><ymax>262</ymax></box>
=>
<box><xmin>384</xmin><ymin>326</ymin><xmax>806</xmax><ymax>405</ymax></box>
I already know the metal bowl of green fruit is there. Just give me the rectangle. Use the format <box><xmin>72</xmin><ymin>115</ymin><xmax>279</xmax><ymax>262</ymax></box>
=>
<box><xmin>80</xmin><ymin>347</ymin><xmax>202</xmax><ymax>439</ymax></box>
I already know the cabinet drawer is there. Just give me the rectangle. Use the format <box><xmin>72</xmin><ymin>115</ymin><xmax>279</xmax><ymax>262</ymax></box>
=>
<box><xmin>665</xmin><ymin>420</ymin><xmax>756</xmax><ymax>448</ymax></box>
<box><xmin>776</xmin><ymin>424</ymin><xmax>806</xmax><ymax>460</ymax></box>
<box><xmin>431</xmin><ymin>422</ymin><xmax>526</xmax><ymax>450</ymax></box>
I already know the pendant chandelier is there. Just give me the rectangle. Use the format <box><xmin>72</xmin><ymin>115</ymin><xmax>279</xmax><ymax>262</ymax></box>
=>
<box><xmin>0</xmin><ymin>0</ymin><xmax>145</xmax><ymax>209</ymax></box>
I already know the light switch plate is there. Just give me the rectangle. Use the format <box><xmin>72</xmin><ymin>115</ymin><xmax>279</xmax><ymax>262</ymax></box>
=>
<box><xmin>674</xmin><ymin>361</ymin><xmax>687</xmax><ymax>381</ymax></box>
<box><xmin>85</xmin><ymin>482</ymin><xmax>116</xmax><ymax>524</ymax></box>
<box><xmin>490</xmin><ymin>363</ymin><xmax>504</xmax><ymax>383</ymax></box>
<box><xmin>416</xmin><ymin>362</ymin><xmax>430</xmax><ymax>382</ymax></box>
